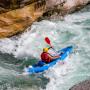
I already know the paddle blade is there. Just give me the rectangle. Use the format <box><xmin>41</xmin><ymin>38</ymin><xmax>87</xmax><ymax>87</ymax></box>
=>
<box><xmin>45</xmin><ymin>37</ymin><xmax>51</xmax><ymax>45</ymax></box>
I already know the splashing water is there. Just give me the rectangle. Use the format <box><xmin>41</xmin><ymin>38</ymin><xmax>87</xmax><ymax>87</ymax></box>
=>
<box><xmin>0</xmin><ymin>5</ymin><xmax>90</xmax><ymax>90</ymax></box>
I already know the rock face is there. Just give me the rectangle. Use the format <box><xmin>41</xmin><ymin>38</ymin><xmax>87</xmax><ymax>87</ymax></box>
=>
<box><xmin>0</xmin><ymin>0</ymin><xmax>90</xmax><ymax>38</ymax></box>
<box><xmin>42</xmin><ymin>0</ymin><xmax>90</xmax><ymax>19</ymax></box>
<box><xmin>0</xmin><ymin>0</ymin><xmax>39</xmax><ymax>13</ymax></box>
<box><xmin>69</xmin><ymin>80</ymin><xmax>90</xmax><ymax>90</ymax></box>
<box><xmin>0</xmin><ymin>0</ymin><xmax>46</xmax><ymax>38</ymax></box>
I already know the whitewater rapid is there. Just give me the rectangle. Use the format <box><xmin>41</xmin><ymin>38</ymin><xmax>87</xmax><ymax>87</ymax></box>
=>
<box><xmin>0</xmin><ymin>5</ymin><xmax>90</xmax><ymax>90</ymax></box>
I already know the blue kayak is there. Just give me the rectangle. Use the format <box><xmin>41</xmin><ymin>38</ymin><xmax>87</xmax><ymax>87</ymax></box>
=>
<box><xmin>24</xmin><ymin>46</ymin><xmax>73</xmax><ymax>74</ymax></box>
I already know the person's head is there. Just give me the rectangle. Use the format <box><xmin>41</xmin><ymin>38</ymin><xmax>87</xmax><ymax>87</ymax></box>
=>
<box><xmin>43</xmin><ymin>47</ymin><xmax>49</xmax><ymax>52</ymax></box>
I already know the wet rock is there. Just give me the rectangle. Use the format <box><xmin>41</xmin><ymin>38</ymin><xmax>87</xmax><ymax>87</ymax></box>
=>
<box><xmin>41</xmin><ymin>0</ymin><xmax>90</xmax><ymax>20</ymax></box>
<box><xmin>0</xmin><ymin>0</ymin><xmax>39</xmax><ymax>13</ymax></box>
<box><xmin>69</xmin><ymin>80</ymin><xmax>90</xmax><ymax>90</ymax></box>
<box><xmin>0</xmin><ymin>0</ymin><xmax>90</xmax><ymax>38</ymax></box>
<box><xmin>0</xmin><ymin>0</ymin><xmax>46</xmax><ymax>38</ymax></box>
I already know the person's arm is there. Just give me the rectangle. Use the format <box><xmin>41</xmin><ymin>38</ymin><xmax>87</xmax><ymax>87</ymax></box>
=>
<box><xmin>48</xmin><ymin>54</ymin><xmax>60</xmax><ymax>59</ymax></box>
<box><xmin>48</xmin><ymin>47</ymin><xmax>60</xmax><ymax>56</ymax></box>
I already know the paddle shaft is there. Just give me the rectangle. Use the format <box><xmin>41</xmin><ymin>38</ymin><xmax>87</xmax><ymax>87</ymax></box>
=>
<box><xmin>45</xmin><ymin>37</ymin><xmax>59</xmax><ymax>55</ymax></box>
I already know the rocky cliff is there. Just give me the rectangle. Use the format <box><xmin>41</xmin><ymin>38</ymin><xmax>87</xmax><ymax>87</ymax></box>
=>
<box><xmin>0</xmin><ymin>0</ymin><xmax>39</xmax><ymax>13</ymax></box>
<box><xmin>42</xmin><ymin>0</ymin><xmax>90</xmax><ymax>19</ymax></box>
<box><xmin>0</xmin><ymin>0</ymin><xmax>46</xmax><ymax>38</ymax></box>
<box><xmin>0</xmin><ymin>0</ymin><xmax>90</xmax><ymax>38</ymax></box>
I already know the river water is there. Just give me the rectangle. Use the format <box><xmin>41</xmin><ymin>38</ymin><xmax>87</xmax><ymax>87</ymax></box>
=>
<box><xmin>0</xmin><ymin>5</ymin><xmax>90</xmax><ymax>90</ymax></box>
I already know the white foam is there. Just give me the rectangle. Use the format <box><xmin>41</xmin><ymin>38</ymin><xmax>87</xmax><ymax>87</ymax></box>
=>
<box><xmin>0</xmin><ymin>6</ymin><xmax>90</xmax><ymax>90</ymax></box>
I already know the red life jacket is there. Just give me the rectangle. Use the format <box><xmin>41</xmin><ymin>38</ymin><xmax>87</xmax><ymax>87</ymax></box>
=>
<box><xmin>41</xmin><ymin>52</ymin><xmax>52</xmax><ymax>63</ymax></box>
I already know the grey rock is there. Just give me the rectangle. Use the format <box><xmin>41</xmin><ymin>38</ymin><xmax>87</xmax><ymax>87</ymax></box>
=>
<box><xmin>46</xmin><ymin>0</ymin><xmax>66</xmax><ymax>8</ymax></box>
<box><xmin>70</xmin><ymin>80</ymin><xmax>90</xmax><ymax>90</ymax></box>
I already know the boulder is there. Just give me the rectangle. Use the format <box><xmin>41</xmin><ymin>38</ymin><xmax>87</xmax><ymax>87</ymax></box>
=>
<box><xmin>70</xmin><ymin>80</ymin><xmax>90</xmax><ymax>90</ymax></box>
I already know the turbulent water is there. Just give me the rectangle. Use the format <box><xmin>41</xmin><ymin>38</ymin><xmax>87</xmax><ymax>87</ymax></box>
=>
<box><xmin>0</xmin><ymin>5</ymin><xmax>90</xmax><ymax>90</ymax></box>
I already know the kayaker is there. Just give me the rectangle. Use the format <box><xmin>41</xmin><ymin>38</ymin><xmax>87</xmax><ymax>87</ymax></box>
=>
<box><xmin>41</xmin><ymin>47</ymin><xmax>60</xmax><ymax>63</ymax></box>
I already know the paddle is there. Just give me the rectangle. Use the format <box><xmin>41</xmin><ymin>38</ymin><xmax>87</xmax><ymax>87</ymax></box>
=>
<box><xmin>45</xmin><ymin>37</ymin><xmax>52</xmax><ymax>48</ymax></box>
<box><xmin>45</xmin><ymin>37</ymin><xmax>59</xmax><ymax>55</ymax></box>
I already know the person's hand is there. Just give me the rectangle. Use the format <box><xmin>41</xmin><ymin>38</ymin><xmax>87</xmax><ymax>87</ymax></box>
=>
<box><xmin>48</xmin><ymin>46</ymin><xmax>53</xmax><ymax>49</ymax></box>
<box><xmin>50</xmin><ymin>46</ymin><xmax>53</xmax><ymax>48</ymax></box>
